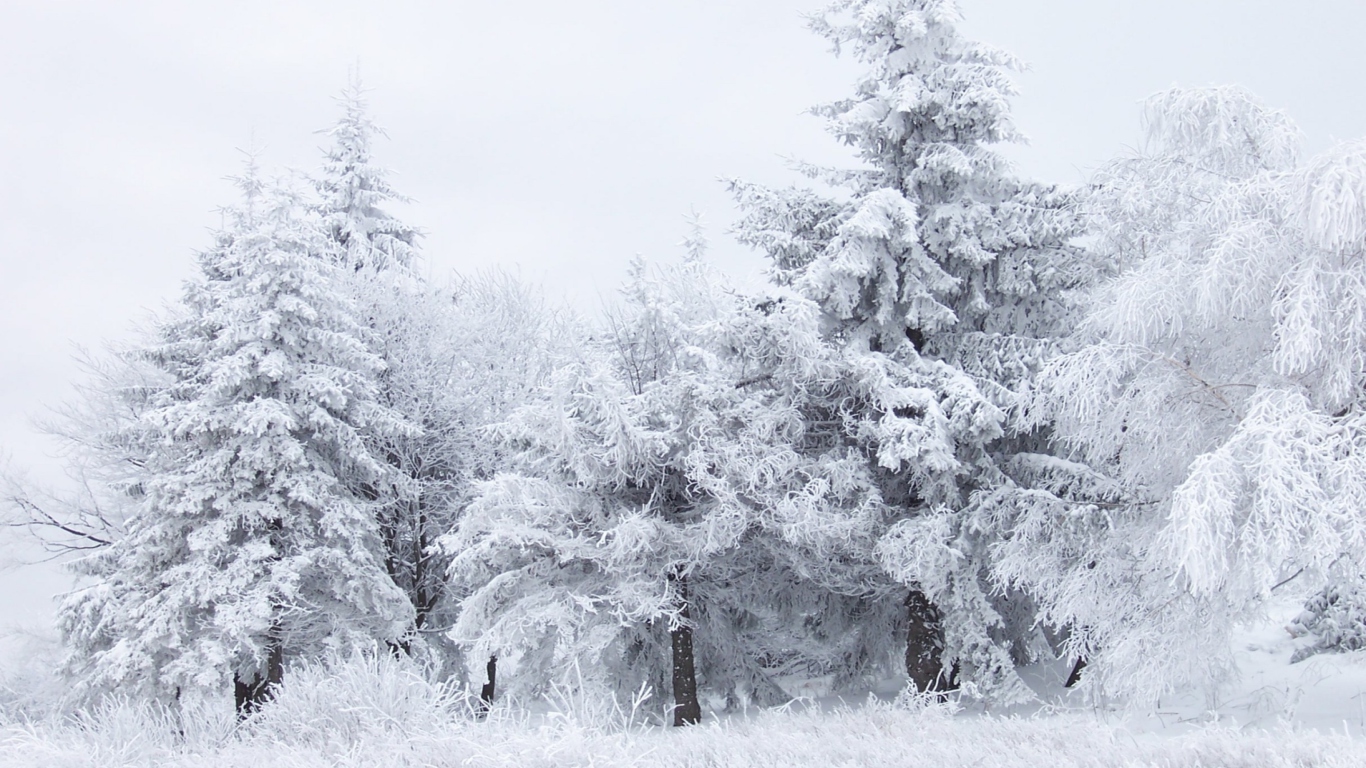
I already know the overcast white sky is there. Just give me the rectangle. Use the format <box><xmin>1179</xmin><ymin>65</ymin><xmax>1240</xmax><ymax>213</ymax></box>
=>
<box><xmin>2</xmin><ymin>0</ymin><xmax>1365</xmax><ymax>631</ymax></box>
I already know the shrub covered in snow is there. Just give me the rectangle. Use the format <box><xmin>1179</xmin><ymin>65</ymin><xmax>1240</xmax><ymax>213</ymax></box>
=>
<box><xmin>1290</xmin><ymin>576</ymin><xmax>1366</xmax><ymax>662</ymax></box>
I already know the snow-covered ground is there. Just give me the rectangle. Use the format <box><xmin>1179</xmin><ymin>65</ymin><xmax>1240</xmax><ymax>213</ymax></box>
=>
<box><xmin>1124</xmin><ymin>596</ymin><xmax>1366</xmax><ymax>737</ymax></box>
<box><xmin>2</xmin><ymin>606</ymin><xmax>1364</xmax><ymax>768</ymax></box>
<box><xmin>0</xmin><ymin>695</ymin><xmax>1357</xmax><ymax>767</ymax></box>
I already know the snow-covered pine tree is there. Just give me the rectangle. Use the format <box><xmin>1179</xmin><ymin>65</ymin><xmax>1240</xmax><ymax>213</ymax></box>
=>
<box><xmin>4</xmin><ymin>80</ymin><xmax>422</xmax><ymax>564</ymax></box>
<box><xmin>311</xmin><ymin>84</ymin><xmax>439</xmax><ymax>655</ymax></box>
<box><xmin>1011</xmin><ymin>86</ymin><xmax>1366</xmax><ymax>700</ymax></box>
<box><xmin>729</xmin><ymin>0</ymin><xmax>1091</xmax><ymax>701</ymax></box>
<box><xmin>444</xmin><ymin>257</ymin><xmax>722</xmax><ymax>725</ymax></box>
<box><xmin>59</xmin><ymin>162</ymin><xmax>414</xmax><ymax>713</ymax></box>
<box><xmin>1289</xmin><ymin>575</ymin><xmax>1366</xmax><ymax>661</ymax></box>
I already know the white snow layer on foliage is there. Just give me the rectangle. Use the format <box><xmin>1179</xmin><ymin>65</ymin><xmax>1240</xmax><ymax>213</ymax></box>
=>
<box><xmin>444</xmin><ymin>257</ymin><xmax>903</xmax><ymax>708</ymax></box>
<box><xmin>58</xmin><ymin>167</ymin><xmax>415</xmax><ymax>702</ymax></box>
<box><xmin>45</xmin><ymin>86</ymin><xmax>571</xmax><ymax>702</ymax></box>
<box><xmin>729</xmin><ymin>0</ymin><xmax>1095</xmax><ymax>704</ymax></box>
<box><xmin>315</xmin><ymin>81</ymin><xmax>421</xmax><ymax>274</ymax></box>
<box><xmin>1016</xmin><ymin>85</ymin><xmax>1366</xmax><ymax>701</ymax></box>
<box><xmin>22</xmin><ymin>0</ymin><xmax>1366</xmax><ymax>735</ymax></box>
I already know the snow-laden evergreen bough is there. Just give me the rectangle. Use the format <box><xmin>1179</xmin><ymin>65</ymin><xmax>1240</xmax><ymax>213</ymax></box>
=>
<box><xmin>730</xmin><ymin>0</ymin><xmax>1096</xmax><ymax>702</ymax></box>
<box><xmin>59</xmin><ymin>164</ymin><xmax>415</xmax><ymax>711</ymax></box>
<box><xmin>1011</xmin><ymin>86</ymin><xmax>1366</xmax><ymax>700</ymax></box>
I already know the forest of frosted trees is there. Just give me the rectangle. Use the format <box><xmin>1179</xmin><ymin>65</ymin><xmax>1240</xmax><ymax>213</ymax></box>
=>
<box><xmin>10</xmin><ymin>0</ymin><xmax>1366</xmax><ymax>731</ymax></box>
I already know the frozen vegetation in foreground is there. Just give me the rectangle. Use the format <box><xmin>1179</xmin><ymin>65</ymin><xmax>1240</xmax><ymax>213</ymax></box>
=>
<box><xmin>0</xmin><ymin>706</ymin><xmax>1356</xmax><ymax>768</ymax></box>
<box><xmin>0</xmin><ymin>636</ymin><xmax>1364</xmax><ymax>768</ymax></box>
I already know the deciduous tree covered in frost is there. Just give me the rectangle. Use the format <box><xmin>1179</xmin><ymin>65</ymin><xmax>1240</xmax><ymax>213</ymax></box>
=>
<box><xmin>355</xmin><ymin>271</ymin><xmax>569</xmax><ymax>679</ymax></box>
<box><xmin>730</xmin><ymin>0</ymin><xmax>1093</xmax><ymax>701</ymax></box>
<box><xmin>1009</xmin><ymin>86</ymin><xmax>1366</xmax><ymax>700</ymax></box>
<box><xmin>59</xmin><ymin>164</ymin><xmax>414</xmax><ymax>712</ymax></box>
<box><xmin>447</xmin><ymin>246</ymin><xmax>928</xmax><ymax>720</ymax></box>
<box><xmin>1</xmin><ymin>343</ymin><xmax>163</xmax><ymax>555</ymax></box>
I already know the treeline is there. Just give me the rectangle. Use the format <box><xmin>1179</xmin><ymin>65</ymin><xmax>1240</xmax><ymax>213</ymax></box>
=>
<box><xmin>10</xmin><ymin>0</ymin><xmax>1366</xmax><ymax>723</ymax></box>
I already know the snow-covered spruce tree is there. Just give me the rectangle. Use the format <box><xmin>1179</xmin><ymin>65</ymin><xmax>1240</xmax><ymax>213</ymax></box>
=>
<box><xmin>729</xmin><ymin>0</ymin><xmax>1091</xmax><ymax>701</ymax></box>
<box><xmin>1010</xmin><ymin>87</ymin><xmax>1366</xmax><ymax>701</ymax></box>
<box><xmin>445</xmin><ymin>257</ymin><xmax>729</xmax><ymax>725</ymax></box>
<box><xmin>313</xmin><ymin>87</ymin><xmax>571</xmax><ymax>679</ymax></box>
<box><xmin>1289</xmin><ymin>575</ymin><xmax>1366</xmax><ymax>661</ymax></box>
<box><xmin>3</xmin><ymin>83</ymin><xmax>421</xmax><ymax>564</ymax></box>
<box><xmin>59</xmin><ymin>164</ymin><xmax>414</xmax><ymax>713</ymax></box>
<box><xmin>315</xmin><ymin>89</ymin><xmax>491</xmax><ymax>678</ymax></box>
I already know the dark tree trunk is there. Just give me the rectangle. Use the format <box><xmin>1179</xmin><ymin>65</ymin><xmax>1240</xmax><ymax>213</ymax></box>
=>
<box><xmin>1064</xmin><ymin>656</ymin><xmax>1086</xmax><ymax>688</ymax></box>
<box><xmin>905</xmin><ymin>588</ymin><xmax>953</xmax><ymax>694</ymax></box>
<box><xmin>238</xmin><ymin>523</ymin><xmax>288</xmax><ymax>717</ymax></box>
<box><xmin>670</xmin><ymin>575</ymin><xmax>702</xmax><ymax>726</ymax></box>
<box><xmin>381</xmin><ymin>512</ymin><xmax>410</xmax><ymax>656</ymax></box>
<box><xmin>385</xmin><ymin>499</ymin><xmax>445</xmax><ymax>659</ymax></box>
<box><xmin>234</xmin><ymin>637</ymin><xmax>284</xmax><ymax>718</ymax></box>
<box><xmin>233</xmin><ymin>674</ymin><xmax>261</xmax><ymax>717</ymax></box>
<box><xmin>413</xmin><ymin>511</ymin><xmax>439</xmax><ymax>631</ymax></box>
<box><xmin>478</xmin><ymin>655</ymin><xmax>497</xmax><ymax>716</ymax></box>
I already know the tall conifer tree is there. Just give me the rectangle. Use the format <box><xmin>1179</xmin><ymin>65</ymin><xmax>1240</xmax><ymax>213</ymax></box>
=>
<box><xmin>731</xmin><ymin>0</ymin><xmax>1094</xmax><ymax>700</ymax></box>
<box><xmin>59</xmin><ymin>163</ymin><xmax>413</xmax><ymax>712</ymax></box>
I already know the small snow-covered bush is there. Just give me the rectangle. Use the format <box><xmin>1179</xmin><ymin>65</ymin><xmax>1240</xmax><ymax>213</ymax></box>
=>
<box><xmin>1289</xmin><ymin>576</ymin><xmax>1366</xmax><ymax>662</ymax></box>
<box><xmin>243</xmin><ymin>651</ymin><xmax>473</xmax><ymax>746</ymax></box>
<box><xmin>539</xmin><ymin>662</ymin><xmax>656</xmax><ymax>732</ymax></box>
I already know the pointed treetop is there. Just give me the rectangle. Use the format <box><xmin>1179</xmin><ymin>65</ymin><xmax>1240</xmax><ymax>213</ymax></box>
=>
<box><xmin>810</xmin><ymin>0</ymin><xmax>1023</xmax><ymax>171</ymax></box>
<box><xmin>217</xmin><ymin>147</ymin><xmax>266</xmax><ymax>234</ymax></box>
<box><xmin>316</xmin><ymin>79</ymin><xmax>422</xmax><ymax>274</ymax></box>
<box><xmin>733</xmin><ymin>0</ymin><xmax>1089</xmax><ymax>354</ymax></box>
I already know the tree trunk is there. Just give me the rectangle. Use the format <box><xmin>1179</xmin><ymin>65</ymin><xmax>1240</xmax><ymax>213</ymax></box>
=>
<box><xmin>233</xmin><ymin>674</ymin><xmax>262</xmax><ymax>717</ymax></box>
<box><xmin>1064</xmin><ymin>656</ymin><xmax>1086</xmax><ymax>688</ymax></box>
<box><xmin>905</xmin><ymin>588</ymin><xmax>953</xmax><ymax>694</ymax></box>
<box><xmin>478</xmin><ymin>655</ymin><xmax>497</xmax><ymax>717</ymax></box>
<box><xmin>234</xmin><ymin>636</ymin><xmax>284</xmax><ymax>718</ymax></box>
<box><xmin>238</xmin><ymin>523</ymin><xmax>287</xmax><ymax>718</ymax></box>
<box><xmin>670</xmin><ymin>575</ymin><xmax>702</xmax><ymax>726</ymax></box>
<box><xmin>413</xmin><ymin>509</ymin><xmax>439</xmax><ymax>631</ymax></box>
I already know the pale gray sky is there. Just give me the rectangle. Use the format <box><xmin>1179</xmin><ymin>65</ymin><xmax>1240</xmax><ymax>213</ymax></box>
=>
<box><xmin>2</xmin><ymin>0</ymin><xmax>1364</xmax><ymax>633</ymax></box>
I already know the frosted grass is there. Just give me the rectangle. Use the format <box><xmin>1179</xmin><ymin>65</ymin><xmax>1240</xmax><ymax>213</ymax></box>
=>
<box><xmin>0</xmin><ymin>655</ymin><xmax>1357</xmax><ymax>768</ymax></box>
